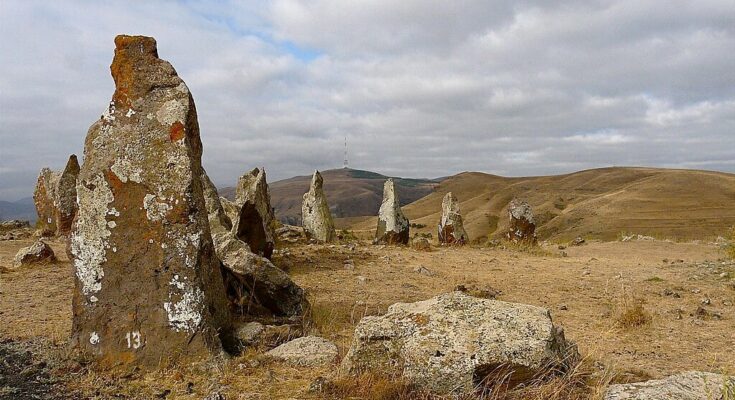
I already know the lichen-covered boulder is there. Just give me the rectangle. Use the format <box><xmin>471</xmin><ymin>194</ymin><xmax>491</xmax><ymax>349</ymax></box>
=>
<box><xmin>33</xmin><ymin>167</ymin><xmax>59</xmax><ymax>236</ymax></box>
<box><xmin>13</xmin><ymin>240</ymin><xmax>56</xmax><ymax>268</ymax></box>
<box><xmin>604</xmin><ymin>371</ymin><xmax>735</xmax><ymax>400</ymax></box>
<box><xmin>341</xmin><ymin>292</ymin><xmax>578</xmax><ymax>395</ymax></box>
<box><xmin>374</xmin><ymin>179</ymin><xmax>409</xmax><ymax>245</ymax></box>
<box><xmin>301</xmin><ymin>171</ymin><xmax>336</xmax><ymax>242</ymax></box>
<box><xmin>267</xmin><ymin>336</ymin><xmax>338</xmax><ymax>366</ymax></box>
<box><xmin>438</xmin><ymin>192</ymin><xmax>468</xmax><ymax>245</ymax></box>
<box><xmin>506</xmin><ymin>199</ymin><xmax>537</xmax><ymax>244</ymax></box>
<box><xmin>69</xmin><ymin>35</ymin><xmax>232</xmax><ymax>368</ymax></box>
<box><xmin>55</xmin><ymin>154</ymin><xmax>80</xmax><ymax>236</ymax></box>
<box><xmin>232</xmin><ymin>168</ymin><xmax>275</xmax><ymax>258</ymax></box>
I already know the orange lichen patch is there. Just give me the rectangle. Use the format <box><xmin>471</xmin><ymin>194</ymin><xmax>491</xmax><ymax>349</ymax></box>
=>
<box><xmin>411</xmin><ymin>314</ymin><xmax>429</xmax><ymax>326</ymax></box>
<box><xmin>169</xmin><ymin>121</ymin><xmax>185</xmax><ymax>142</ymax></box>
<box><xmin>110</xmin><ymin>35</ymin><xmax>158</xmax><ymax>108</ymax></box>
<box><xmin>104</xmin><ymin>169</ymin><xmax>124</xmax><ymax>192</ymax></box>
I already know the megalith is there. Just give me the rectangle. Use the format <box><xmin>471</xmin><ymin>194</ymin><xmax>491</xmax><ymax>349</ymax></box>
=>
<box><xmin>55</xmin><ymin>154</ymin><xmax>80</xmax><ymax>236</ymax></box>
<box><xmin>438</xmin><ymin>192</ymin><xmax>468</xmax><ymax>245</ymax></box>
<box><xmin>232</xmin><ymin>168</ymin><xmax>275</xmax><ymax>258</ymax></box>
<box><xmin>374</xmin><ymin>178</ymin><xmax>409</xmax><ymax>245</ymax></box>
<box><xmin>33</xmin><ymin>168</ymin><xmax>59</xmax><ymax>236</ymax></box>
<box><xmin>506</xmin><ymin>199</ymin><xmax>537</xmax><ymax>244</ymax></box>
<box><xmin>301</xmin><ymin>170</ymin><xmax>336</xmax><ymax>242</ymax></box>
<box><xmin>70</xmin><ymin>35</ymin><xmax>232</xmax><ymax>368</ymax></box>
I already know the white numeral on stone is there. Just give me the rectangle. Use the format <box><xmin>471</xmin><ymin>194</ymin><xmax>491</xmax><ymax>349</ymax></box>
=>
<box><xmin>125</xmin><ymin>331</ymin><xmax>142</xmax><ymax>349</ymax></box>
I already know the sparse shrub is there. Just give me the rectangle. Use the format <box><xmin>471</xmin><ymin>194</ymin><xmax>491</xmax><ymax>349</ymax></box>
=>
<box><xmin>410</xmin><ymin>223</ymin><xmax>427</xmax><ymax>229</ymax></box>
<box><xmin>338</xmin><ymin>229</ymin><xmax>358</xmax><ymax>241</ymax></box>
<box><xmin>645</xmin><ymin>276</ymin><xmax>664</xmax><ymax>283</ymax></box>
<box><xmin>615</xmin><ymin>300</ymin><xmax>651</xmax><ymax>329</ymax></box>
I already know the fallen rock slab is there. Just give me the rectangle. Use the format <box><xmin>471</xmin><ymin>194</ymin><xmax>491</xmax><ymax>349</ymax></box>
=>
<box><xmin>604</xmin><ymin>371</ymin><xmax>735</xmax><ymax>400</ymax></box>
<box><xmin>341</xmin><ymin>292</ymin><xmax>577</xmax><ymax>395</ymax></box>
<box><xmin>13</xmin><ymin>240</ymin><xmax>56</xmax><ymax>268</ymax></box>
<box><xmin>267</xmin><ymin>336</ymin><xmax>338</xmax><ymax>366</ymax></box>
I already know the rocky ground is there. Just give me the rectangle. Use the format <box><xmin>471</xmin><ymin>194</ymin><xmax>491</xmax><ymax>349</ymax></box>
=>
<box><xmin>0</xmin><ymin>236</ymin><xmax>733</xmax><ymax>399</ymax></box>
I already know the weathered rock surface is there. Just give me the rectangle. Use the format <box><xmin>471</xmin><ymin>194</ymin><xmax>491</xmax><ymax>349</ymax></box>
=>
<box><xmin>0</xmin><ymin>220</ymin><xmax>32</xmax><ymax>241</ymax></box>
<box><xmin>55</xmin><ymin>155</ymin><xmax>80</xmax><ymax>236</ymax></box>
<box><xmin>374</xmin><ymin>179</ymin><xmax>409</xmax><ymax>245</ymax></box>
<box><xmin>33</xmin><ymin>168</ymin><xmax>59</xmax><ymax>236</ymax></box>
<box><xmin>201</xmin><ymin>170</ymin><xmax>308</xmax><ymax>318</ymax></box>
<box><xmin>267</xmin><ymin>336</ymin><xmax>338</xmax><ymax>366</ymax></box>
<box><xmin>235</xmin><ymin>322</ymin><xmax>265</xmax><ymax>345</ymax></box>
<box><xmin>438</xmin><ymin>192</ymin><xmax>468</xmax><ymax>245</ymax></box>
<box><xmin>506</xmin><ymin>199</ymin><xmax>537</xmax><ymax>243</ymax></box>
<box><xmin>232</xmin><ymin>168</ymin><xmax>275</xmax><ymax>258</ymax></box>
<box><xmin>276</xmin><ymin>225</ymin><xmax>306</xmax><ymax>243</ymax></box>
<box><xmin>70</xmin><ymin>35</ymin><xmax>232</xmax><ymax>368</ymax></box>
<box><xmin>301</xmin><ymin>171</ymin><xmax>336</xmax><ymax>242</ymax></box>
<box><xmin>13</xmin><ymin>240</ymin><xmax>56</xmax><ymax>268</ymax></box>
<box><xmin>341</xmin><ymin>292</ymin><xmax>577</xmax><ymax>395</ymax></box>
<box><xmin>604</xmin><ymin>371</ymin><xmax>735</xmax><ymax>400</ymax></box>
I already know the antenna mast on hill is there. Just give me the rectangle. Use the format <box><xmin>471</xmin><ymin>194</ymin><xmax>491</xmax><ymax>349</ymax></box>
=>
<box><xmin>343</xmin><ymin>135</ymin><xmax>349</xmax><ymax>169</ymax></box>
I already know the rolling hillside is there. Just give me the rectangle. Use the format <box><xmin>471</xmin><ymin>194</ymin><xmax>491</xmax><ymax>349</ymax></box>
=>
<box><xmin>343</xmin><ymin>167</ymin><xmax>735</xmax><ymax>242</ymax></box>
<box><xmin>221</xmin><ymin>168</ymin><xmax>439</xmax><ymax>225</ymax></box>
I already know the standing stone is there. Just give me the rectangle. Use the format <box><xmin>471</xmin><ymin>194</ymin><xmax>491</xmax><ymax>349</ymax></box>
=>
<box><xmin>33</xmin><ymin>168</ymin><xmax>59</xmax><ymax>236</ymax></box>
<box><xmin>55</xmin><ymin>155</ymin><xmax>80</xmax><ymax>236</ymax></box>
<box><xmin>232</xmin><ymin>168</ymin><xmax>275</xmax><ymax>258</ymax></box>
<box><xmin>438</xmin><ymin>192</ymin><xmax>468</xmax><ymax>245</ymax></box>
<box><xmin>70</xmin><ymin>35</ymin><xmax>232</xmax><ymax>368</ymax></box>
<box><xmin>301</xmin><ymin>171</ymin><xmax>336</xmax><ymax>242</ymax></box>
<box><xmin>506</xmin><ymin>199</ymin><xmax>537</xmax><ymax>244</ymax></box>
<box><xmin>375</xmin><ymin>179</ymin><xmax>409</xmax><ymax>245</ymax></box>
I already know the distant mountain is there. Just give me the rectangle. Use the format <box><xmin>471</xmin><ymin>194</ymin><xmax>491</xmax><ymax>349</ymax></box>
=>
<box><xmin>0</xmin><ymin>197</ymin><xmax>37</xmax><ymax>223</ymax></box>
<box><xmin>220</xmin><ymin>168</ymin><xmax>440</xmax><ymax>225</ymax></box>
<box><xmin>345</xmin><ymin>167</ymin><xmax>735</xmax><ymax>241</ymax></box>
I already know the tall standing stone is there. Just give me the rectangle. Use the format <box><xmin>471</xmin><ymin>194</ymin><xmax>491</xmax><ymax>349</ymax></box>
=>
<box><xmin>438</xmin><ymin>192</ymin><xmax>468</xmax><ymax>245</ymax></box>
<box><xmin>233</xmin><ymin>168</ymin><xmax>275</xmax><ymax>258</ymax></box>
<box><xmin>506</xmin><ymin>199</ymin><xmax>537</xmax><ymax>244</ymax></box>
<box><xmin>55</xmin><ymin>154</ymin><xmax>80</xmax><ymax>236</ymax></box>
<box><xmin>70</xmin><ymin>35</ymin><xmax>232</xmax><ymax>368</ymax></box>
<box><xmin>301</xmin><ymin>171</ymin><xmax>336</xmax><ymax>242</ymax></box>
<box><xmin>33</xmin><ymin>168</ymin><xmax>59</xmax><ymax>236</ymax></box>
<box><xmin>375</xmin><ymin>178</ymin><xmax>409</xmax><ymax>245</ymax></box>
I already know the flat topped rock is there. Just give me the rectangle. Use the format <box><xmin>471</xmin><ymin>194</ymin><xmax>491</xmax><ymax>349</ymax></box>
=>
<box><xmin>341</xmin><ymin>291</ymin><xmax>578</xmax><ymax>395</ymax></box>
<box><xmin>605</xmin><ymin>371</ymin><xmax>735</xmax><ymax>400</ymax></box>
<box><xmin>267</xmin><ymin>336</ymin><xmax>338</xmax><ymax>366</ymax></box>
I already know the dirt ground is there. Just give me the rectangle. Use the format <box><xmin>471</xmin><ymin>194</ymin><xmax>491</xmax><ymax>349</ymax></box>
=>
<box><xmin>0</xmin><ymin>236</ymin><xmax>733</xmax><ymax>399</ymax></box>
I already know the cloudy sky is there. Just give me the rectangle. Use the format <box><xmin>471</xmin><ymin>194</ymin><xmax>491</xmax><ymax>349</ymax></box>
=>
<box><xmin>0</xmin><ymin>1</ymin><xmax>733</xmax><ymax>201</ymax></box>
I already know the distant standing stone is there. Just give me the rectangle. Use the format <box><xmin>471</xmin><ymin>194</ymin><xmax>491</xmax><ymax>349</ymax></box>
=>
<box><xmin>374</xmin><ymin>179</ymin><xmax>409</xmax><ymax>245</ymax></box>
<box><xmin>506</xmin><ymin>199</ymin><xmax>537</xmax><ymax>244</ymax></box>
<box><xmin>438</xmin><ymin>192</ymin><xmax>468</xmax><ymax>245</ymax></box>
<box><xmin>301</xmin><ymin>171</ymin><xmax>336</xmax><ymax>242</ymax></box>
<box><xmin>33</xmin><ymin>168</ymin><xmax>59</xmax><ymax>236</ymax></box>
<box><xmin>55</xmin><ymin>155</ymin><xmax>80</xmax><ymax>237</ymax></box>
<box><xmin>232</xmin><ymin>167</ymin><xmax>276</xmax><ymax>258</ymax></box>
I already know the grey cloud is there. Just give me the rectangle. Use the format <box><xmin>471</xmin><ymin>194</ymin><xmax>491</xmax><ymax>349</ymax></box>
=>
<box><xmin>0</xmin><ymin>0</ymin><xmax>733</xmax><ymax>201</ymax></box>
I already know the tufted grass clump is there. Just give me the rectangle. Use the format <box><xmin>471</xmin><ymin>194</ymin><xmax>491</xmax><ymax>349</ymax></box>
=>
<box><xmin>616</xmin><ymin>301</ymin><xmax>651</xmax><ymax>329</ymax></box>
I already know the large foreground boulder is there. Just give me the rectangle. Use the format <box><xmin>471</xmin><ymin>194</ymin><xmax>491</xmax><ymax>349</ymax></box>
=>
<box><xmin>70</xmin><ymin>35</ymin><xmax>232</xmax><ymax>368</ymax></box>
<box><xmin>301</xmin><ymin>171</ymin><xmax>336</xmax><ymax>242</ymax></box>
<box><xmin>374</xmin><ymin>179</ymin><xmax>409</xmax><ymax>245</ymax></box>
<box><xmin>232</xmin><ymin>168</ymin><xmax>275</xmax><ymax>258</ymax></box>
<box><xmin>438</xmin><ymin>192</ymin><xmax>468</xmax><ymax>245</ymax></box>
<box><xmin>506</xmin><ymin>199</ymin><xmax>537</xmax><ymax>244</ymax></box>
<box><xmin>13</xmin><ymin>240</ymin><xmax>56</xmax><ymax>268</ymax></box>
<box><xmin>604</xmin><ymin>371</ymin><xmax>735</xmax><ymax>400</ymax></box>
<box><xmin>201</xmin><ymin>170</ymin><xmax>307</xmax><ymax>318</ymax></box>
<box><xmin>341</xmin><ymin>292</ymin><xmax>578</xmax><ymax>395</ymax></box>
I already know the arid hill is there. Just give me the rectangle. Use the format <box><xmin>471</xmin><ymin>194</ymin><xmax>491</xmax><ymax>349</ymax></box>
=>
<box><xmin>221</xmin><ymin>168</ymin><xmax>439</xmax><ymax>225</ymax></box>
<box><xmin>343</xmin><ymin>167</ymin><xmax>735</xmax><ymax>242</ymax></box>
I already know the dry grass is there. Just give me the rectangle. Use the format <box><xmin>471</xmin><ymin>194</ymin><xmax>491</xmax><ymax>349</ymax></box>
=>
<box><xmin>727</xmin><ymin>227</ymin><xmax>735</xmax><ymax>260</ymax></box>
<box><xmin>615</xmin><ymin>300</ymin><xmax>652</xmax><ymax>329</ymax></box>
<box><xmin>320</xmin><ymin>372</ymin><xmax>422</xmax><ymax>400</ymax></box>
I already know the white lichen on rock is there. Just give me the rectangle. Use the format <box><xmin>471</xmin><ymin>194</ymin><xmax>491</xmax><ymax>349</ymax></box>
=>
<box><xmin>71</xmin><ymin>173</ymin><xmax>114</xmax><ymax>297</ymax></box>
<box><xmin>143</xmin><ymin>194</ymin><xmax>171</xmax><ymax>222</ymax></box>
<box><xmin>110</xmin><ymin>158</ymin><xmax>142</xmax><ymax>183</ymax></box>
<box><xmin>155</xmin><ymin>99</ymin><xmax>185</xmax><ymax>126</ymax></box>
<box><xmin>89</xmin><ymin>332</ymin><xmax>100</xmax><ymax>345</ymax></box>
<box><xmin>163</xmin><ymin>274</ymin><xmax>204</xmax><ymax>333</ymax></box>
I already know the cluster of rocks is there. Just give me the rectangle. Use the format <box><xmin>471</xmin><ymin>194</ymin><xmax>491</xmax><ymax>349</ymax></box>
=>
<box><xmin>33</xmin><ymin>154</ymin><xmax>80</xmax><ymax>237</ymax></box>
<box><xmin>0</xmin><ymin>220</ymin><xmax>32</xmax><ymax>241</ymax></box>
<box><xmin>65</xmin><ymin>35</ymin><xmax>306</xmax><ymax>368</ymax></box>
